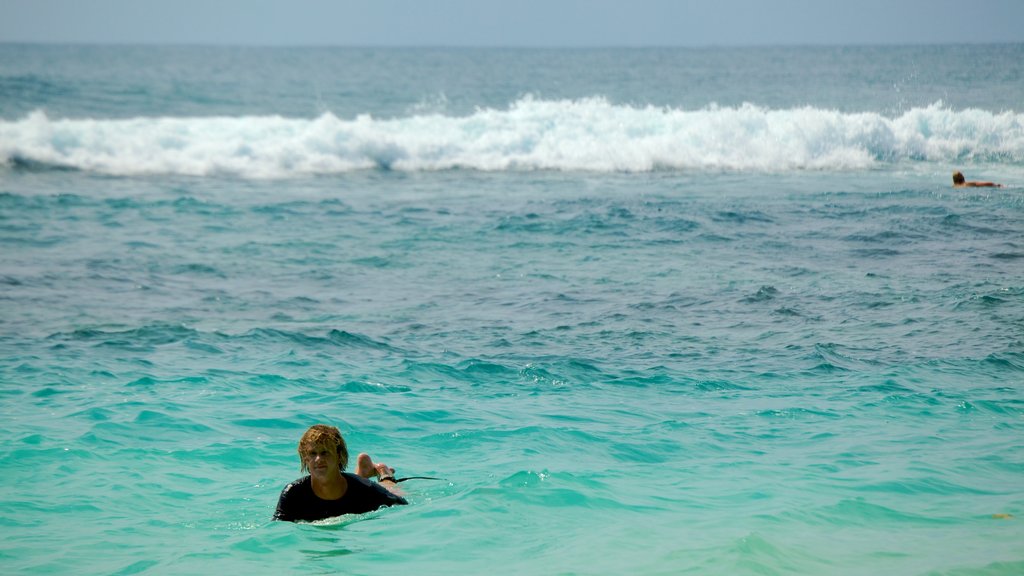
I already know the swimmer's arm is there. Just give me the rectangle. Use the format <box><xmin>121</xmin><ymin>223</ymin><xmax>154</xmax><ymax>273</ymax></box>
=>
<box><xmin>272</xmin><ymin>484</ymin><xmax>297</xmax><ymax>521</ymax></box>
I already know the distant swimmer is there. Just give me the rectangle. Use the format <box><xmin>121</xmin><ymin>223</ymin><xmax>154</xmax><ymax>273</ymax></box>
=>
<box><xmin>953</xmin><ymin>171</ymin><xmax>1002</xmax><ymax>188</ymax></box>
<box><xmin>273</xmin><ymin>424</ymin><xmax>407</xmax><ymax>522</ymax></box>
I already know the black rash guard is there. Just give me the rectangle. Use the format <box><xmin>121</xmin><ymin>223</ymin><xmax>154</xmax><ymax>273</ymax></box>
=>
<box><xmin>273</xmin><ymin>473</ymin><xmax>408</xmax><ymax>522</ymax></box>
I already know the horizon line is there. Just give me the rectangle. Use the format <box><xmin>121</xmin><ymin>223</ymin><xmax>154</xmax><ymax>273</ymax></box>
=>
<box><xmin>2</xmin><ymin>39</ymin><xmax>1022</xmax><ymax>50</ymax></box>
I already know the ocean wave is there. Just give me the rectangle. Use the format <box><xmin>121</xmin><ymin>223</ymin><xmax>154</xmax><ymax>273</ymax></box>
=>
<box><xmin>2</xmin><ymin>99</ymin><xmax>1022</xmax><ymax>177</ymax></box>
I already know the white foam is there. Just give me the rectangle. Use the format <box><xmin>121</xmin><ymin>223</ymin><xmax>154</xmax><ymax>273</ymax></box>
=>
<box><xmin>1</xmin><ymin>99</ymin><xmax>1022</xmax><ymax>177</ymax></box>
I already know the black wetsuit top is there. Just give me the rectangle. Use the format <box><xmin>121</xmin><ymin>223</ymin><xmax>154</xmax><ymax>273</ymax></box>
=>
<box><xmin>273</xmin><ymin>473</ymin><xmax>407</xmax><ymax>522</ymax></box>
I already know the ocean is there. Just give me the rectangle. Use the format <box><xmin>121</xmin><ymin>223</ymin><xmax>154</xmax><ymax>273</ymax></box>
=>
<box><xmin>1</xmin><ymin>44</ymin><xmax>1022</xmax><ymax>575</ymax></box>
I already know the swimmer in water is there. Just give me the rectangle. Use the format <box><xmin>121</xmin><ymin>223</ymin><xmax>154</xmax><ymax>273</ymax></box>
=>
<box><xmin>273</xmin><ymin>424</ymin><xmax>407</xmax><ymax>522</ymax></box>
<box><xmin>953</xmin><ymin>171</ymin><xmax>1002</xmax><ymax>188</ymax></box>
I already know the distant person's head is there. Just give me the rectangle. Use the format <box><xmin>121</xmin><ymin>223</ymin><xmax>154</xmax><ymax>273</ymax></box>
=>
<box><xmin>952</xmin><ymin>171</ymin><xmax>966</xmax><ymax>185</ymax></box>
<box><xmin>298</xmin><ymin>424</ymin><xmax>349</xmax><ymax>473</ymax></box>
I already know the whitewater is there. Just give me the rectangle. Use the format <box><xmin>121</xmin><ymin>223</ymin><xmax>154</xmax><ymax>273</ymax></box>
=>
<box><xmin>3</xmin><ymin>100</ymin><xmax>1024</xmax><ymax>176</ymax></box>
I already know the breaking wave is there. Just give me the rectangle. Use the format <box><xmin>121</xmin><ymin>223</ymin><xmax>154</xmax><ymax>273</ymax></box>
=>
<box><xmin>2</xmin><ymin>98</ymin><xmax>1022</xmax><ymax>177</ymax></box>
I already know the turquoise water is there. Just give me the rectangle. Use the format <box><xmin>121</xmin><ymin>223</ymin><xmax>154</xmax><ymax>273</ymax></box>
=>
<box><xmin>2</xmin><ymin>45</ymin><xmax>1023</xmax><ymax>575</ymax></box>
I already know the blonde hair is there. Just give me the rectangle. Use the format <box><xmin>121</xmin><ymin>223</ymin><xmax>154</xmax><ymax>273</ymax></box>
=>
<box><xmin>297</xmin><ymin>424</ymin><xmax>349</xmax><ymax>473</ymax></box>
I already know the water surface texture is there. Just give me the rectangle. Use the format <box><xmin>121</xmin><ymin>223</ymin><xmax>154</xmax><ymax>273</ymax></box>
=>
<box><xmin>1</xmin><ymin>45</ymin><xmax>1023</xmax><ymax>575</ymax></box>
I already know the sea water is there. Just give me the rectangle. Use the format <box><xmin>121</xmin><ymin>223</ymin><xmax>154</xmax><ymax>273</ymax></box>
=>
<box><xmin>1</xmin><ymin>45</ymin><xmax>1022</xmax><ymax>575</ymax></box>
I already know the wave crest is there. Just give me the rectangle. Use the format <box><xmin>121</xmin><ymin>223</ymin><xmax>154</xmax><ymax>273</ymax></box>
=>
<box><xmin>2</xmin><ymin>99</ymin><xmax>1021</xmax><ymax>177</ymax></box>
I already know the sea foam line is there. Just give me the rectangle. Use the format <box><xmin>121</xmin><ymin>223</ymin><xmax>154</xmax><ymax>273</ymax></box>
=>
<box><xmin>1</xmin><ymin>98</ymin><xmax>1022</xmax><ymax>177</ymax></box>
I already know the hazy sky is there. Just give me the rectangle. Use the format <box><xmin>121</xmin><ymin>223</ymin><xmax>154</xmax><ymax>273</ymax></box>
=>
<box><xmin>2</xmin><ymin>0</ymin><xmax>1023</xmax><ymax>47</ymax></box>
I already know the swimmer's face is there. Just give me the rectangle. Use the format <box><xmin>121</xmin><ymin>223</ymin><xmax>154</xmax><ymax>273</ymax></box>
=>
<box><xmin>297</xmin><ymin>424</ymin><xmax>348</xmax><ymax>472</ymax></box>
<box><xmin>304</xmin><ymin>442</ymin><xmax>341</xmax><ymax>477</ymax></box>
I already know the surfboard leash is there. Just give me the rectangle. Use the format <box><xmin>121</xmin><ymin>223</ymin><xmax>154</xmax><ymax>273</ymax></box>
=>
<box><xmin>395</xmin><ymin>475</ymin><xmax>443</xmax><ymax>483</ymax></box>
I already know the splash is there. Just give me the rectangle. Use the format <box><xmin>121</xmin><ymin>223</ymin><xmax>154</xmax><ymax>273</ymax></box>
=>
<box><xmin>2</xmin><ymin>98</ymin><xmax>1021</xmax><ymax>177</ymax></box>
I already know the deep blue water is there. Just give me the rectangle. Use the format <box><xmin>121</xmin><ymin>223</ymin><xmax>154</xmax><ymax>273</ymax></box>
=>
<box><xmin>1</xmin><ymin>45</ymin><xmax>1023</xmax><ymax>575</ymax></box>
